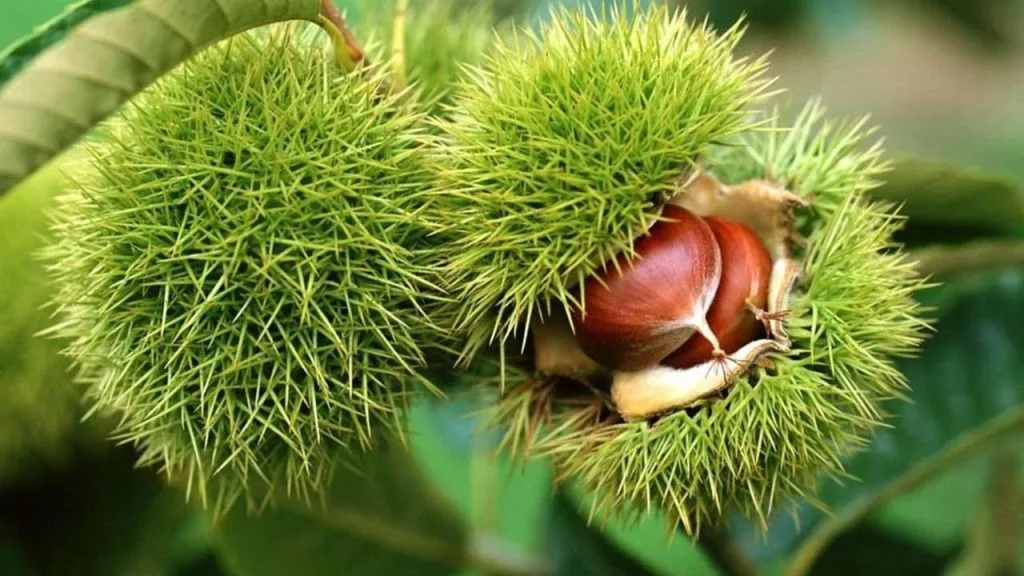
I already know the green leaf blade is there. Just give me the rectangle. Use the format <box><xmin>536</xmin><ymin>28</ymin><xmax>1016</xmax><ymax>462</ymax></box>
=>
<box><xmin>215</xmin><ymin>444</ymin><xmax>469</xmax><ymax>576</ymax></box>
<box><xmin>546</xmin><ymin>492</ymin><xmax>660</xmax><ymax>576</ymax></box>
<box><xmin>870</xmin><ymin>158</ymin><xmax>1024</xmax><ymax>243</ymax></box>
<box><xmin>0</xmin><ymin>0</ymin><xmax>323</xmax><ymax>196</ymax></box>
<box><xmin>0</xmin><ymin>0</ymin><xmax>132</xmax><ymax>87</ymax></box>
<box><xmin>734</xmin><ymin>269</ymin><xmax>1024</xmax><ymax>573</ymax></box>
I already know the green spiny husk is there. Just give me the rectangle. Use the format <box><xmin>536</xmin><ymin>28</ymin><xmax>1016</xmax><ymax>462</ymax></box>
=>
<box><xmin>471</xmin><ymin>93</ymin><xmax>929</xmax><ymax>532</ymax></box>
<box><xmin>0</xmin><ymin>164</ymin><xmax>81</xmax><ymax>485</ymax></box>
<box><xmin>42</xmin><ymin>24</ymin><xmax>454</xmax><ymax>513</ymax></box>
<box><xmin>427</xmin><ymin>2</ymin><xmax>772</xmax><ymax>352</ymax></box>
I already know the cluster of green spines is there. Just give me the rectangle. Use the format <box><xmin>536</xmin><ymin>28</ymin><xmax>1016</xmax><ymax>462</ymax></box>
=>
<box><xmin>0</xmin><ymin>166</ymin><xmax>81</xmax><ymax>485</ymax></box>
<box><xmin>716</xmin><ymin>103</ymin><xmax>929</xmax><ymax>412</ymax></box>
<box><xmin>482</xmin><ymin>101</ymin><xmax>929</xmax><ymax>532</ymax></box>
<box><xmin>352</xmin><ymin>0</ymin><xmax>501</xmax><ymax>112</ymax></box>
<box><xmin>44</xmin><ymin>26</ymin><xmax>449</xmax><ymax>511</ymax></box>
<box><xmin>429</xmin><ymin>3</ymin><xmax>771</xmax><ymax>348</ymax></box>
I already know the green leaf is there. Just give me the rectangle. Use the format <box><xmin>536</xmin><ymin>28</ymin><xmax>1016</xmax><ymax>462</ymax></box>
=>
<box><xmin>869</xmin><ymin>158</ymin><xmax>1024</xmax><ymax>244</ymax></box>
<box><xmin>944</xmin><ymin>452</ymin><xmax>1024</xmax><ymax>576</ymax></box>
<box><xmin>407</xmin><ymin>392</ymin><xmax>553</xmax><ymax>553</ymax></box>
<box><xmin>545</xmin><ymin>491</ymin><xmax>660</xmax><ymax>576</ymax></box>
<box><xmin>0</xmin><ymin>0</ymin><xmax>325</xmax><ymax>196</ymax></box>
<box><xmin>872</xmin><ymin>453</ymin><xmax>990</xmax><ymax>552</ymax></box>
<box><xmin>809</xmin><ymin>524</ymin><xmax>960</xmax><ymax>576</ymax></box>
<box><xmin>410</xmin><ymin>392</ymin><xmax>709</xmax><ymax>576</ymax></box>
<box><xmin>0</xmin><ymin>0</ymin><xmax>132</xmax><ymax>87</ymax></box>
<box><xmin>0</xmin><ymin>527</ymin><xmax>32</xmax><ymax>576</ymax></box>
<box><xmin>214</xmin><ymin>443</ymin><xmax>470</xmax><ymax>576</ymax></box>
<box><xmin>732</xmin><ymin>269</ymin><xmax>1024</xmax><ymax>573</ymax></box>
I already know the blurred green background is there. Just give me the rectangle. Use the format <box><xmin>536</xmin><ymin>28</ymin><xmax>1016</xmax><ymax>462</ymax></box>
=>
<box><xmin>2</xmin><ymin>1</ymin><xmax>1024</xmax><ymax>575</ymax></box>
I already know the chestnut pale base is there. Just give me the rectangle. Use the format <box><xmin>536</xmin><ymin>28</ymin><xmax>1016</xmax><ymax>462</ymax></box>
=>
<box><xmin>611</xmin><ymin>338</ymin><xmax>786</xmax><ymax>421</ymax></box>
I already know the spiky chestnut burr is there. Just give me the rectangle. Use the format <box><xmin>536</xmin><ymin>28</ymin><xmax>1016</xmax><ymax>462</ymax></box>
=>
<box><xmin>427</xmin><ymin>3</ymin><xmax>770</xmax><ymax>352</ymax></box>
<box><xmin>471</xmin><ymin>79</ymin><xmax>929</xmax><ymax>534</ymax></box>
<box><xmin>42</xmin><ymin>25</ymin><xmax>451</xmax><ymax>512</ymax></box>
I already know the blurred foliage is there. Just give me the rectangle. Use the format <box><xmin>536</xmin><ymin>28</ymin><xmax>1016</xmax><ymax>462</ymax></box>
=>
<box><xmin>215</xmin><ymin>441</ymin><xmax>469</xmax><ymax>576</ymax></box>
<box><xmin>809</xmin><ymin>524</ymin><xmax>960</xmax><ymax>575</ymax></box>
<box><xmin>732</xmin><ymin>267</ymin><xmax>1024</xmax><ymax>570</ymax></box>
<box><xmin>944</xmin><ymin>453</ymin><xmax>1024</xmax><ymax>575</ymax></box>
<box><xmin>351</xmin><ymin>0</ymin><xmax>500</xmax><ymax>112</ymax></box>
<box><xmin>0</xmin><ymin>443</ymin><xmax>211</xmax><ymax>576</ymax></box>
<box><xmin>0</xmin><ymin>163</ymin><xmax>206</xmax><ymax>576</ymax></box>
<box><xmin>870</xmin><ymin>158</ymin><xmax>1024</xmax><ymax>246</ymax></box>
<box><xmin>681</xmin><ymin>0</ymin><xmax>810</xmax><ymax>34</ymax></box>
<box><xmin>456</xmin><ymin>0</ymin><xmax>541</xmax><ymax>21</ymax></box>
<box><xmin>1</xmin><ymin>1</ymin><xmax>1024</xmax><ymax>576</ymax></box>
<box><xmin>0</xmin><ymin>161</ymin><xmax>84</xmax><ymax>485</ymax></box>
<box><xmin>545</xmin><ymin>492</ymin><xmax>658</xmax><ymax>576</ymax></box>
<box><xmin>676</xmin><ymin>0</ymin><xmax>1021</xmax><ymax>48</ymax></box>
<box><xmin>901</xmin><ymin>0</ymin><xmax>1021</xmax><ymax>50</ymax></box>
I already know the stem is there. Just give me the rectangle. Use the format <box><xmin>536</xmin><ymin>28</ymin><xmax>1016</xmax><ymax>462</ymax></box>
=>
<box><xmin>696</xmin><ymin>524</ymin><xmax>763</xmax><ymax>576</ymax></box>
<box><xmin>317</xmin><ymin>0</ymin><xmax>396</xmax><ymax>97</ymax></box>
<box><xmin>471</xmin><ymin>445</ymin><xmax>499</xmax><ymax>533</ymax></box>
<box><xmin>392</xmin><ymin>0</ymin><xmax>408</xmax><ymax>87</ymax></box>
<box><xmin>317</xmin><ymin>0</ymin><xmax>366</xmax><ymax>71</ymax></box>
<box><xmin>468</xmin><ymin>533</ymin><xmax>552</xmax><ymax>576</ymax></box>
<box><xmin>988</xmin><ymin>450</ymin><xmax>1021</xmax><ymax>574</ymax></box>
<box><xmin>909</xmin><ymin>240</ymin><xmax>1024</xmax><ymax>278</ymax></box>
<box><xmin>786</xmin><ymin>406</ymin><xmax>1024</xmax><ymax>576</ymax></box>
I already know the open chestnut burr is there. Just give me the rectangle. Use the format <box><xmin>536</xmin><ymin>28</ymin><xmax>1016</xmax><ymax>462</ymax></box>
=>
<box><xmin>533</xmin><ymin>170</ymin><xmax>809</xmax><ymax>421</ymax></box>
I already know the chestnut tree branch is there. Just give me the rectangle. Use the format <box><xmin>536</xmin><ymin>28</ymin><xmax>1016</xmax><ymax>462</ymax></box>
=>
<box><xmin>909</xmin><ymin>240</ymin><xmax>1024</xmax><ymax>278</ymax></box>
<box><xmin>988</xmin><ymin>451</ymin><xmax>1022</xmax><ymax>574</ymax></box>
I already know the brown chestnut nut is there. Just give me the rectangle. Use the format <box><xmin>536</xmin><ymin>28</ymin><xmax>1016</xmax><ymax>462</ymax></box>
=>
<box><xmin>663</xmin><ymin>216</ymin><xmax>772</xmax><ymax>369</ymax></box>
<box><xmin>570</xmin><ymin>205</ymin><xmax>723</xmax><ymax>372</ymax></box>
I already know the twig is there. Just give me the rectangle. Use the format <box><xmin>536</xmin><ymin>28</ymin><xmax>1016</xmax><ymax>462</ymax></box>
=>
<box><xmin>989</xmin><ymin>450</ymin><xmax>1021</xmax><ymax>574</ymax></box>
<box><xmin>786</xmin><ymin>406</ymin><xmax>1024</xmax><ymax>576</ymax></box>
<box><xmin>696</xmin><ymin>524</ymin><xmax>763</xmax><ymax>576</ymax></box>
<box><xmin>909</xmin><ymin>239</ymin><xmax>1024</xmax><ymax>279</ymax></box>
